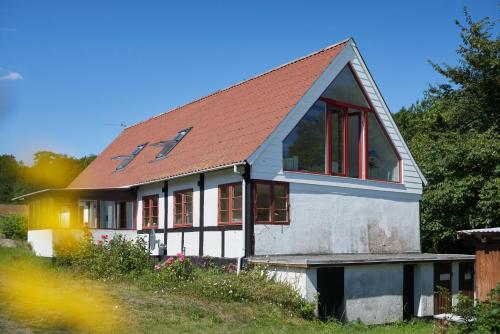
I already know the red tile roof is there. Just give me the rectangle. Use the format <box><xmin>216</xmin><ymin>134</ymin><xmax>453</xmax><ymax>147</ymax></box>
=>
<box><xmin>69</xmin><ymin>40</ymin><xmax>348</xmax><ymax>189</ymax></box>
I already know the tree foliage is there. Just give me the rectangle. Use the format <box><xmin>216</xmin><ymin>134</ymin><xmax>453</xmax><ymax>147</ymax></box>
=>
<box><xmin>0</xmin><ymin>152</ymin><xmax>96</xmax><ymax>203</ymax></box>
<box><xmin>394</xmin><ymin>9</ymin><xmax>500</xmax><ymax>252</ymax></box>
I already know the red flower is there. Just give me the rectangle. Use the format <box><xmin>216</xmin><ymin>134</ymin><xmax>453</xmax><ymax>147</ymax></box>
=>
<box><xmin>108</xmin><ymin>239</ymin><xmax>113</xmax><ymax>244</ymax></box>
<box><xmin>101</xmin><ymin>235</ymin><xmax>108</xmax><ymax>240</ymax></box>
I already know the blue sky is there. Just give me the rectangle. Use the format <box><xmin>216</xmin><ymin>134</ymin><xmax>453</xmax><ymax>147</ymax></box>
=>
<box><xmin>0</xmin><ymin>1</ymin><xmax>497</xmax><ymax>164</ymax></box>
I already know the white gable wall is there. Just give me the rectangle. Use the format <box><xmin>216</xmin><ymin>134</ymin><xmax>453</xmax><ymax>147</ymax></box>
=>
<box><xmin>249</xmin><ymin>40</ymin><xmax>424</xmax><ymax>255</ymax></box>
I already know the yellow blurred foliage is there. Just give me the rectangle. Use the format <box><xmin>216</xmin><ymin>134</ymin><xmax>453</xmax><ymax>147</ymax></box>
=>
<box><xmin>0</xmin><ymin>260</ymin><xmax>129</xmax><ymax>333</ymax></box>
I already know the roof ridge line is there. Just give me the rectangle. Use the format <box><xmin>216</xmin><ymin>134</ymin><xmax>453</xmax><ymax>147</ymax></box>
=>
<box><xmin>124</xmin><ymin>38</ymin><xmax>350</xmax><ymax>131</ymax></box>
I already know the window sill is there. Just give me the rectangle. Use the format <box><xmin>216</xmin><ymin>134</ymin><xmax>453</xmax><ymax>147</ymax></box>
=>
<box><xmin>172</xmin><ymin>225</ymin><xmax>194</xmax><ymax>229</ymax></box>
<box><xmin>217</xmin><ymin>222</ymin><xmax>243</xmax><ymax>226</ymax></box>
<box><xmin>255</xmin><ymin>222</ymin><xmax>290</xmax><ymax>225</ymax></box>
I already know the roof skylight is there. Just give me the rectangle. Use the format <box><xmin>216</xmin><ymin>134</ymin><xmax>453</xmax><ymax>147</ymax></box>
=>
<box><xmin>151</xmin><ymin>127</ymin><xmax>192</xmax><ymax>160</ymax></box>
<box><xmin>111</xmin><ymin>142</ymin><xmax>148</xmax><ymax>172</ymax></box>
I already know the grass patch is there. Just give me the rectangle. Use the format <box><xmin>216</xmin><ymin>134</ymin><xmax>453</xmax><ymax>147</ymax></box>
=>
<box><xmin>0</xmin><ymin>246</ymin><xmax>434</xmax><ymax>333</ymax></box>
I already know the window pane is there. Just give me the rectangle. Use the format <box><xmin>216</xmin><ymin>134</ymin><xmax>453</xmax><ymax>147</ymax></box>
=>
<box><xmin>348</xmin><ymin>113</ymin><xmax>360</xmax><ymax>178</ymax></box>
<box><xmin>322</xmin><ymin>66</ymin><xmax>369</xmax><ymax>107</ymax></box>
<box><xmin>175</xmin><ymin>214</ymin><xmax>182</xmax><ymax>225</ymax></box>
<box><xmin>275</xmin><ymin>210</ymin><xmax>287</xmax><ymax>222</ymax></box>
<box><xmin>175</xmin><ymin>204</ymin><xmax>182</xmax><ymax>214</ymax></box>
<box><xmin>152</xmin><ymin>207</ymin><xmax>158</xmax><ymax>217</ymax></box>
<box><xmin>185</xmin><ymin>213</ymin><xmax>192</xmax><ymax>225</ymax></box>
<box><xmin>100</xmin><ymin>201</ymin><xmax>115</xmax><ymax>229</ymax></box>
<box><xmin>220</xmin><ymin>198</ymin><xmax>229</xmax><ymax>210</ymax></box>
<box><xmin>257</xmin><ymin>209</ymin><xmax>271</xmax><ymax>222</ymax></box>
<box><xmin>220</xmin><ymin>186</ymin><xmax>229</xmax><ymax>198</ymax></box>
<box><xmin>219</xmin><ymin>210</ymin><xmax>229</xmax><ymax>223</ymax></box>
<box><xmin>175</xmin><ymin>193</ymin><xmax>182</xmax><ymax>203</ymax></box>
<box><xmin>367</xmin><ymin>112</ymin><xmax>400</xmax><ymax>182</ymax></box>
<box><xmin>275</xmin><ymin>197</ymin><xmax>286</xmax><ymax>210</ymax></box>
<box><xmin>256</xmin><ymin>184</ymin><xmax>271</xmax><ymax>208</ymax></box>
<box><xmin>126</xmin><ymin>202</ymin><xmax>134</xmax><ymax>229</ymax></box>
<box><xmin>151</xmin><ymin>217</ymin><xmax>158</xmax><ymax>226</ymax></box>
<box><xmin>331</xmin><ymin>109</ymin><xmax>344</xmax><ymax>174</ymax></box>
<box><xmin>232</xmin><ymin>197</ymin><xmax>242</xmax><ymax>210</ymax></box>
<box><xmin>283</xmin><ymin>101</ymin><xmax>327</xmax><ymax>173</ymax></box>
<box><xmin>232</xmin><ymin>210</ymin><xmax>242</xmax><ymax>222</ymax></box>
<box><xmin>274</xmin><ymin>184</ymin><xmax>286</xmax><ymax>197</ymax></box>
<box><xmin>152</xmin><ymin>197</ymin><xmax>158</xmax><ymax>207</ymax></box>
<box><xmin>233</xmin><ymin>184</ymin><xmax>242</xmax><ymax>197</ymax></box>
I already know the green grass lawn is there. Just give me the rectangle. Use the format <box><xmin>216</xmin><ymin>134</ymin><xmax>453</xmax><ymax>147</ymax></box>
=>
<box><xmin>0</xmin><ymin>246</ymin><xmax>434</xmax><ymax>334</ymax></box>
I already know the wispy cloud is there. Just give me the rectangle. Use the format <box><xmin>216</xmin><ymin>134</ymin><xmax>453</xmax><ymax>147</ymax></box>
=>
<box><xmin>0</xmin><ymin>68</ymin><xmax>22</xmax><ymax>81</ymax></box>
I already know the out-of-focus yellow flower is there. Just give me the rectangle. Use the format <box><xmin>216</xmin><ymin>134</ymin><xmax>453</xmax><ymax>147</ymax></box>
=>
<box><xmin>0</xmin><ymin>259</ymin><xmax>129</xmax><ymax>333</ymax></box>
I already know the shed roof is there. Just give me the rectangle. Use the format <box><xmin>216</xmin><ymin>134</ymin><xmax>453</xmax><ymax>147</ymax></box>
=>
<box><xmin>69</xmin><ymin>40</ymin><xmax>348</xmax><ymax>189</ymax></box>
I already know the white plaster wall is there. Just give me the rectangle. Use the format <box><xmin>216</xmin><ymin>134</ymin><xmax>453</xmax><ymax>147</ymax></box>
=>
<box><xmin>183</xmin><ymin>231</ymin><xmax>199</xmax><ymax>256</ymax></box>
<box><xmin>167</xmin><ymin>232</ymin><xmax>182</xmax><ymax>255</ymax></box>
<box><xmin>137</xmin><ymin>182</ymin><xmax>165</xmax><ymax>230</ymax></box>
<box><xmin>28</xmin><ymin>229</ymin><xmax>54</xmax><ymax>257</ymax></box>
<box><xmin>268</xmin><ymin>267</ymin><xmax>317</xmax><ymax>302</ymax></box>
<box><xmin>203</xmin><ymin>231</ymin><xmax>222</xmax><ymax>257</ymax></box>
<box><xmin>224</xmin><ymin>230</ymin><xmax>244</xmax><ymax>258</ymax></box>
<box><xmin>90</xmin><ymin>229</ymin><xmax>137</xmax><ymax>241</ymax></box>
<box><xmin>254</xmin><ymin>183</ymin><xmax>420</xmax><ymax>255</ymax></box>
<box><xmin>344</xmin><ymin>264</ymin><xmax>403</xmax><ymax>324</ymax></box>
<box><xmin>414</xmin><ymin>262</ymin><xmax>434</xmax><ymax>317</ymax></box>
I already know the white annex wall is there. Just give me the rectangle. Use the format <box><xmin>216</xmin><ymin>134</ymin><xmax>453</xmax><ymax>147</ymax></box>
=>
<box><xmin>28</xmin><ymin>229</ymin><xmax>54</xmax><ymax>257</ymax></box>
<box><xmin>344</xmin><ymin>264</ymin><xmax>403</xmax><ymax>324</ymax></box>
<box><xmin>254</xmin><ymin>182</ymin><xmax>420</xmax><ymax>255</ymax></box>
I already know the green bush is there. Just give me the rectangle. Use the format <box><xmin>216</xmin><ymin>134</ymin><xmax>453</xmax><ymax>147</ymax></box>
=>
<box><xmin>0</xmin><ymin>215</ymin><xmax>28</xmax><ymax>240</ymax></box>
<box><xmin>140</xmin><ymin>262</ymin><xmax>315</xmax><ymax>319</ymax></box>
<box><xmin>54</xmin><ymin>230</ymin><xmax>152</xmax><ymax>279</ymax></box>
<box><xmin>451</xmin><ymin>283</ymin><xmax>500</xmax><ymax>334</ymax></box>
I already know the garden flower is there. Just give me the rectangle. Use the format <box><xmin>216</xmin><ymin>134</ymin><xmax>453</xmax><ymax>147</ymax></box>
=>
<box><xmin>166</xmin><ymin>257</ymin><xmax>174</xmax><ymax>265</ymax></box>
<box><xmin>101</xmin><ymin>235</ymin><xmax>108</xmax><ymax>240</ymax></box>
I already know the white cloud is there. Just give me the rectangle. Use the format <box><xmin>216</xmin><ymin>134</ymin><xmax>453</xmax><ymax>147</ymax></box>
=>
<box><xmin>0</xmin><ymin>68</ymin><xmax>22</xmax><ymax>81</ymax></box>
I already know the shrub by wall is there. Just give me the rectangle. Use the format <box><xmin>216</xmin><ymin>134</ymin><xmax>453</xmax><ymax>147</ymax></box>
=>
<box><xmin>0</xmin><ymin>215</ymin><xmax>28</xmax><ymax>240</ymax></box>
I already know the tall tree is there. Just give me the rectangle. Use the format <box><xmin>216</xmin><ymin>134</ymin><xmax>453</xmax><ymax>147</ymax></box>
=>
<box><xmin>394</xmin><ymin>9</ymin><xmax>500</xmax><ymax>252</ymax></box>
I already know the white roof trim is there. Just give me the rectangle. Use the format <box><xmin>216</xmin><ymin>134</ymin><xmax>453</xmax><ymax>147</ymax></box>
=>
<box><xmin>350</xmin><ymin>40</ymin><xmax>428</xmax><ymax>186</ymax></box>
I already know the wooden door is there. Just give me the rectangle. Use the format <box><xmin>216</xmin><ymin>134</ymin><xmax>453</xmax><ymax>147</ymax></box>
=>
<box><xmin>434</xmin><ymin>262</ymin><xmax>452</xmax><ymax>314</ymax></box>
<box><xmin>459</xmin><ymin>262</ymin><xmax>474</xmax><ymax>299</ymax></box>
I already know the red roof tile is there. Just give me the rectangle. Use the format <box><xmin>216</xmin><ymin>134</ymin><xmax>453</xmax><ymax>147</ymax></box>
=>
<box><xmin>69</xmin><ymin>41</ymin><xmax>348</xmax><ymax>189</ymax></box>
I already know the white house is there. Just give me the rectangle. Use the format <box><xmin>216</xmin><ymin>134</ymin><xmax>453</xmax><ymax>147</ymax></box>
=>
<box><xmin>16</xmin><ymin>38</ymin><xmax>474</xmax><ymax>324</ymax></box>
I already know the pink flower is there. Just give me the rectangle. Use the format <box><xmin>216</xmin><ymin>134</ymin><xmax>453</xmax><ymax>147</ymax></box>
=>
<box><xmin>101</xmin><ymin>234</ymin><xmax>108</xmax><ymax>240</ymax></box>
<box><xmin>108</xmin><ymin>239</ymin><xmax>113</xmax><ymax>245</ymax></box>
<box><xmin>177</xmin><ymin>253</ymin><xmax>185</xmax><ymax>262</ymax></box>
<box><xmin>166</xmin><ymin>257</ymin><xmax>174</xmax><ymax>265</ymax></box>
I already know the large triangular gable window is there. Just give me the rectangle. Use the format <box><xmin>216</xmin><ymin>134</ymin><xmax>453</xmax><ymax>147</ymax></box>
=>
<box><xmin>283</xmin><ymin>64</ymin><xmax>400</xmax><ymax>182</ymax></box>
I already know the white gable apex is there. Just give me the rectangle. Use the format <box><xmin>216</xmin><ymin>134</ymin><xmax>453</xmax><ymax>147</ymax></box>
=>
<box><xmin>247</xmin><ymin>39</ymin><xmax>427</xmax><ymax>194</ymax></box>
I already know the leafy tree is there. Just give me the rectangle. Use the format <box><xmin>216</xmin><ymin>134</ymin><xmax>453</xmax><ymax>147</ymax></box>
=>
<box><xmin>0</xmin><ymin>152</ymin><xmax>96</xmax><ymax>204</ymax></box>
<box><xmin>394</xmin><ymin>9</ymin><xmax>500</xmax><ymax>252</ymax></box>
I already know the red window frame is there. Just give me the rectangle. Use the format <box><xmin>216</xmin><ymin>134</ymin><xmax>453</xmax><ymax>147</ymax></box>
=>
<box><xmin>173</xmin><ymin>189</ymin><xmax>193</xmax><ymax>228</ymax></box>
<box><xmin>284</xmin><ymin>63</ymin><xmax>402</xmax><ymax>183</ymax></box>
<box><xmin>254</xmin><ymin>181</ymin><xmax>290</xmax><ymax>225</ymax></box>
<box><xmin>218</xmin><ymin>182</ymin><xmax>243</xmax><ymax>225</ymax></box>
<box><xmin>142</xmin><ymin>195</ymin><xmax>159</xmax><ymax>229</ymax></box>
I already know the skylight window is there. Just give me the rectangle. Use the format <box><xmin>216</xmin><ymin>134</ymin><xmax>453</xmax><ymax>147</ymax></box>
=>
<box><xmin>111</xmin><ymin>143</ymin><xmax>148</xmax><ymax>172</ymax></box>
<box><xmin>151</xmin><ymin>127</ymin><xmax>192</xmax><ymax>160</ymax></box>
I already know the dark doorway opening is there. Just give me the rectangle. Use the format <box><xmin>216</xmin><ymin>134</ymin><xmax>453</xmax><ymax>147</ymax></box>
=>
<box><xmin>434</xmin><ymin>262</ymin><xmax>452</xmax><ymax>314</ymax></box>
<box><xmin>403</xmin><ymin>264</ymin><xmax>415</xmax><ymax>320</ymax></box>
<box><xmin>317</xmin><ymin>267</ymin><xmax>345</xmax><ymax>321</ymax></box>
<box><xmin>459</xmin><ymin>262</ymin><xmax>474</xmax><ymax>299</ymax></box>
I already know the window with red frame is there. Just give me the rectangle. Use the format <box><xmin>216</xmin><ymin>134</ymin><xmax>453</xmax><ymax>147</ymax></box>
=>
<box><xmin>174</xmin><ymin>189</ymin><xmax>193</xmax><ymax>227</ymax></box>
<box><xmin>254</xmin><ymin>182</ymin><xmax>289</xmax><ymax>224</ymax></box>
<box><xmin>218</xmin><ymin>183</ymin><xmax>242</xmax><ymax>225</ymax></box>
<box><xmin>282</xmin><ymin>64</ymin><xmax>401</xmax><ymax>183</ymax></box>
<box><xmin>142</xmin><ymin>195</ymin><xmax>158</xmax><ymax>229</ymax></box>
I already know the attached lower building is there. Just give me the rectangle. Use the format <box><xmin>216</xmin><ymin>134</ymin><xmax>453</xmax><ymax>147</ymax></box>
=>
<box><xmin>15</xmin><ymin>38</ymin><xmax>474</xmax><ymax>324</ymax></box>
